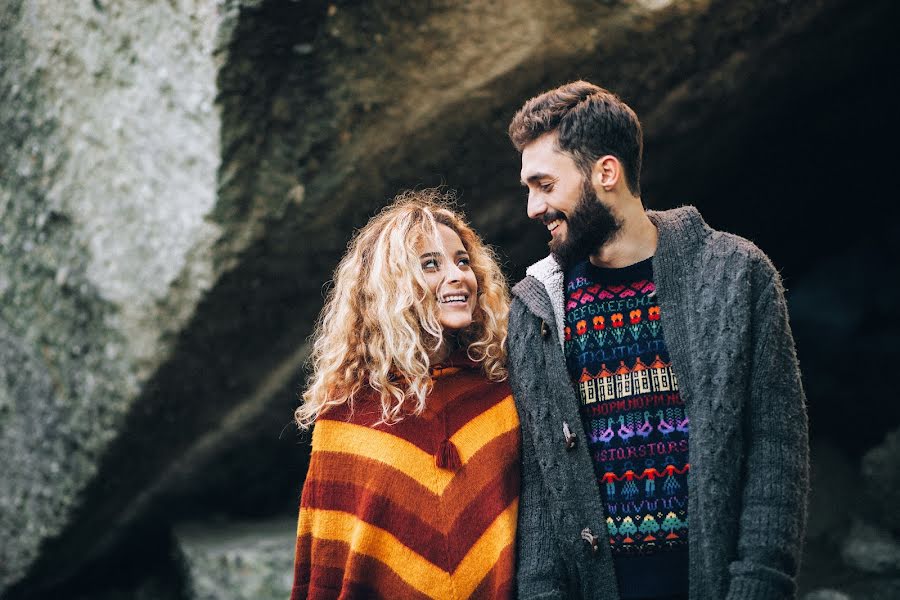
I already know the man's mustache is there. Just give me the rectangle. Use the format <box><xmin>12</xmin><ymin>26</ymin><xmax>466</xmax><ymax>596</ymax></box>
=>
<box><xmin>542</xmin><ymin>210</ymin><xmax>565</xmax><ymax>225</ymax></box>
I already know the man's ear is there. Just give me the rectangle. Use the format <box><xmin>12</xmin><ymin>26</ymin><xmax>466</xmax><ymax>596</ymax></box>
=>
<box><xmin>591</xmin><ymin>155</ymin><xmax>621</xmax><ymax>192</ymax></box>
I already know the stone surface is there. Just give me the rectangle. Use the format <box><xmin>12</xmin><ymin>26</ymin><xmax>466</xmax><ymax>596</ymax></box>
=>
<box><xmin>862</xmin><ymin>428</ymin><xmax>900</xmax><ymax>536</ymax></box>
<box><xmin>838</xmin><ymin>579</ymin><xmax>900</xmax><ymax>600</ymax></box>
<box><xmin>0</xmin><ymin>323</ymin><xmax>58</xmax><ymax>580</ymax></box>
<box><xmin>842</xmin><ymin>520</ymin><xmax>900</xmax><ymax>575</ymax></box>
<box><xmin>0</xmin><ymin>0</ymin><xmax>237</xmax><ymax>593</ymax></box>
<box><xmin>2</xmin><ymin>0</ymin><xmax>899</xmax><ymax>597</ymax></box>
<box><xmin>176</xmin><ymin>518</ymin><xmax>296</xmax><ymax>600</ymax></box>
<box><xmin>803</xmin><ymin>591</ymin><xmax>852</xmax><ymax>600</ymax></box>
<box><xmin>806</xmin><ymin>438</ymin><xmax>858</xmax><ymax>544</ymax></box>
<box><xmin>788</xmin><ymin>233</ymin><xmax>900</xmax><ymax>456</ymax></box>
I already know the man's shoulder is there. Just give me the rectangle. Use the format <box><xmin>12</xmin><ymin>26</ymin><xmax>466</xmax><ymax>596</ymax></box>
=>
<box><xmin>705</xmin><ymin>227</ymin><xmax>778</xmax><ymax>278</ymax></box>
<box><xmin>509</xmin><ymin>275</ymin><xmax>546</xmax><ymax>323</ymax></box>
<box><xmin>652</xmin><ymin>205</ymin><xmax>776</xmax><ymax>275</ymax></box>
<box><xmin>523</xmin><ymin>254</ymin><xmax>560</xmax><ymax>282</ymax></box>
<box><xmin>511</xmin><ymin>273</ymin><xmax>541</xmax><ymax>300</ymax></box>
<box><xmin>512</xmin><ymin>255</ymin><xmax>558</xmax><ymax>303</ymax></box>
<box><xmin>707</xmin><ymin>227</ymin><xmax>771</xmax><ymax>261</ymax></box>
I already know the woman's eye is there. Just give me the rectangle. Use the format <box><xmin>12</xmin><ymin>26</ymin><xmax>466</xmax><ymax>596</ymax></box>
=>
<box><xmin>458</xmin><ymin>257</ymin><xmax>471</xmax><ymax>267</ymax></box>
<box><xmin>422</xmin><ymin>259</ymin><xmax>438</xmax><ymax>270</ymax></box>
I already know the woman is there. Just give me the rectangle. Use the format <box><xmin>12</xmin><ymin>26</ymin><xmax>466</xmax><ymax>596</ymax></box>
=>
<box><xmin>291</xmin><ymin>189</ymin><xmax>519</xmax><ymax>600</ymax></box>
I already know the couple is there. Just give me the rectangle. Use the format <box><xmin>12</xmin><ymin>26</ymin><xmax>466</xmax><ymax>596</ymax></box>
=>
<box><xmin>290</xmin><ymin>81</ymin><xmax>809</xmax><ymax>600</ymax></box>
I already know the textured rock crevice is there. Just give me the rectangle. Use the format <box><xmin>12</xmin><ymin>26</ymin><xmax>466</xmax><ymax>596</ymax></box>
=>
<box><xmin>2</xmin><ymin>0</ymin><xmax>237</xmax><ymax>593</ymax></box>
<box><xmin>1</xmin><ymin>1</ymin><xmax>134</xmax><ymax>590</ymax></box>
<box><xmin>2</xmin><ymin>0</ymin><xmax>899</xmax><ymax>598</ymax></box>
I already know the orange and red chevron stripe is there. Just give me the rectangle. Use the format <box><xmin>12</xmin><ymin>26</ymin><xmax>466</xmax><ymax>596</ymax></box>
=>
<box><xmin>291</xmin><ymin>366</ymin><xmax>520</xmax><ymax>599</ymax></box>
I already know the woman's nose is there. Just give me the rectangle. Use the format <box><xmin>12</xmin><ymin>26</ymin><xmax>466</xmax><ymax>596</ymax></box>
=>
<box><xmin>444</xmin><ymin>262</ymin><xmax>462</xmax><ymax>282</ymax></box>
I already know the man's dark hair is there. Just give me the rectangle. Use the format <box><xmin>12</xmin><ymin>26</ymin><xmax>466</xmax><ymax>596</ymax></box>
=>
<box><xmin>508</xmin><ymin>81</ymin><xmax>643</xmax><ymax>196</ymax></box>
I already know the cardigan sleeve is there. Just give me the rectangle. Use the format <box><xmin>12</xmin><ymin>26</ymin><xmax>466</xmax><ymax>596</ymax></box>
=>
<box><xmin>516</xmin><ymin>416</ymin><xmax>568</xmax><ymax>600</ymax></box>
<box><xmin>726</xmin><ymin>265</ymin><xmax>809</xmax><ymax>600</ymax></box>
<box><xmin>509</xmin><ymin>299</ymin><xmax>568</xmax><ymax>600</ymax></box>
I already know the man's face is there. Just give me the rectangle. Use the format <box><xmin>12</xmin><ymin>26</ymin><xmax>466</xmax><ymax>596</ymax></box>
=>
<box><xmin>520</xmin><ymin>133</ymin><xmax>620</xmax><ymax>266</ymax></box>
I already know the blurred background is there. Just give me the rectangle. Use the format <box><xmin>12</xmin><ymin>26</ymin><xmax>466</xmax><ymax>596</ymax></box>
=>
<box><xmin>2</xmin><ymin>0</ymin><xmax>898</xmax><ymax>598</ymax></box>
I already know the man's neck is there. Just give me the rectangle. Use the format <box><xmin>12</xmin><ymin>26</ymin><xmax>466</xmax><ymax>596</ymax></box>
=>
<box><xmin>588</xmin><ymin>203</ymin><xmax>658</xmax><ymax>269</ymax></box>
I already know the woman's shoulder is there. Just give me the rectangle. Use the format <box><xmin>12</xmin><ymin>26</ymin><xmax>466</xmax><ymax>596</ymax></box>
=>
<box><xmin>312</xmin><ymin>370</ymin><xmax>512</xmax><ymax>438</ymax></box>
<box><xmin>315</xmin><ymin>387</ymin><xmax>383</xmax><ymax>428</ymax></box>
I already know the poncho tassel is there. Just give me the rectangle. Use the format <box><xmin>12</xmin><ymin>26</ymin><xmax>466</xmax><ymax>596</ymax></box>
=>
<box><xmin>435</xmin><ymin>439</ymin><xmax>462</xmax><ymax>471</ymax></box>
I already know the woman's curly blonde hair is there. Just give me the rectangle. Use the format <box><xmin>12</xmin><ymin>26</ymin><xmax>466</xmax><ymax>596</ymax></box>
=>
<box><xmin>295</xmin><ymin>189</ymin><xmax>509</xmax><ymax>429</ymax></box>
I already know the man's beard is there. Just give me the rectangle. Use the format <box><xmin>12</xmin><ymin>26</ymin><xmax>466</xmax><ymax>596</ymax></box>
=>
<box><xmin>549</xmin><ymin>178</ymin><xmax>622</xmax><ymax>267</ymax></box>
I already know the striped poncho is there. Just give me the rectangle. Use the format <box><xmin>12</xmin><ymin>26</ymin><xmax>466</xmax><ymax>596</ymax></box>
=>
<box><xmin>291</xmin><ymin>356</ymin><xmax>520</xmax><ymax>599</ymax></box>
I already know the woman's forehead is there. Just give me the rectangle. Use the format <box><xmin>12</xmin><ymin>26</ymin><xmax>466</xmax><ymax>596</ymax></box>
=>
<box><xmin>417</xmin><ymin>223</ymin><xmax>466</xmax><ymax>254</ymax></box>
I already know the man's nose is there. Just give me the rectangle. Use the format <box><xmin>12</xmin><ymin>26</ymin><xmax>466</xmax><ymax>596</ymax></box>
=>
<box><xmin>526</xmin><ymin>192</ymin><xmax>545</xmax><ymax>220</ymax></box>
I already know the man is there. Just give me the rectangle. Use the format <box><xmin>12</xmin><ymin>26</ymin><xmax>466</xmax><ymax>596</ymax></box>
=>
<box><xmin>506</xmin><ymin>81</ymin><xmax>808</xmax><ymax>600</ymax></box>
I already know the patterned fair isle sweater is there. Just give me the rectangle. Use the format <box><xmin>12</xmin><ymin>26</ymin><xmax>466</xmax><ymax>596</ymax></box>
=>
<box><xmin>564</xmin><ymin>257</ymin><xmax>689</xmax><ymax>599</ymax></box>
<box><xmin>291</xmin><ymin>355</ymin><xmax>520</xmax><ymax>600</ymax></box>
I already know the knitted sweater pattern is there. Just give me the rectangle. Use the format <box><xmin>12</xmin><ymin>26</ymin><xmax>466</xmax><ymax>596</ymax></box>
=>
<box><xmin>292</xmin><ymin>358</ymin><xmax>520</xmax><ymax>600</ymax></box>
<box><xmin>564</xmin><ymin>258</ymin><xmax>690</xmax><ymax>598</ymax></box>
<box><xmin>508</xmin><ymin>206</ymin><xmax>809</xmax><ymax>600</ymax></box>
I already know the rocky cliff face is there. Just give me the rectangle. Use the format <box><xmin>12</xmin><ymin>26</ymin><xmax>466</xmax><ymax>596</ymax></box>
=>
<box><xmin>1</xmin><ymin>0</ymin><xmax>226</xmax><ymax>591</ymax></box>
<box><xmin>2</xmin><ymin>0</ymin><xmax>898</xmax><ymax>598</ymax></box>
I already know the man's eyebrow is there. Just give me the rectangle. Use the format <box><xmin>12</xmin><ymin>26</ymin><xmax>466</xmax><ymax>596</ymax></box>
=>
<box><xmin>520</xmin><ymin>173</ymin><xmax>552</xmax><ymax>186</ymax></box>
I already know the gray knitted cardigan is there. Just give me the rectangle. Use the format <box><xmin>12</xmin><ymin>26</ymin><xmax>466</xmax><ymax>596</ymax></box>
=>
<box><xmin>508</xmin><ymin>206</ymin><xmax>809</xmax><ymax>600</ymax></box>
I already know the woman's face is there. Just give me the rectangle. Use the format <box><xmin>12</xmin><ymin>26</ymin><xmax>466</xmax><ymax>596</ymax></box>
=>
<box><xmin>418</xmin><ymin>224</ymin><xmax>478</xmax><ymax>332</ymax></box>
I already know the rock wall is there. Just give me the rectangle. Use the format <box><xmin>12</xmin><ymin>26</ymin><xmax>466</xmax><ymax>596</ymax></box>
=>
<box><xmin>2</xmin><ymin>0</ymin><xmax>898</xmax><ymax>597</ymax></box>
<box><xmin>1</xmin><ymin>0</ymin><xmax>226</xmax><ymax>591</ymax></box>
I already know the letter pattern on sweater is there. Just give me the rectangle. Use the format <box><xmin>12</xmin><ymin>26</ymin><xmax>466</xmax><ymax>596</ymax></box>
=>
<box><xmin>564</xmin><ymin>257</ymin><xmax>689</xmax><ymax>599</ymax></box>
<box><xmin>291</xmin><ymin>356</ymin><xmax>520</xmax><ymax>600</ymax></box>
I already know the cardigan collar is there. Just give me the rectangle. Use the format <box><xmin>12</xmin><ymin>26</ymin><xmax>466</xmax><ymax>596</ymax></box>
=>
<box><xmin>513</xmin><ymin>205</ymin><xmax>711</xmax><ymax>348</ymax></box>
